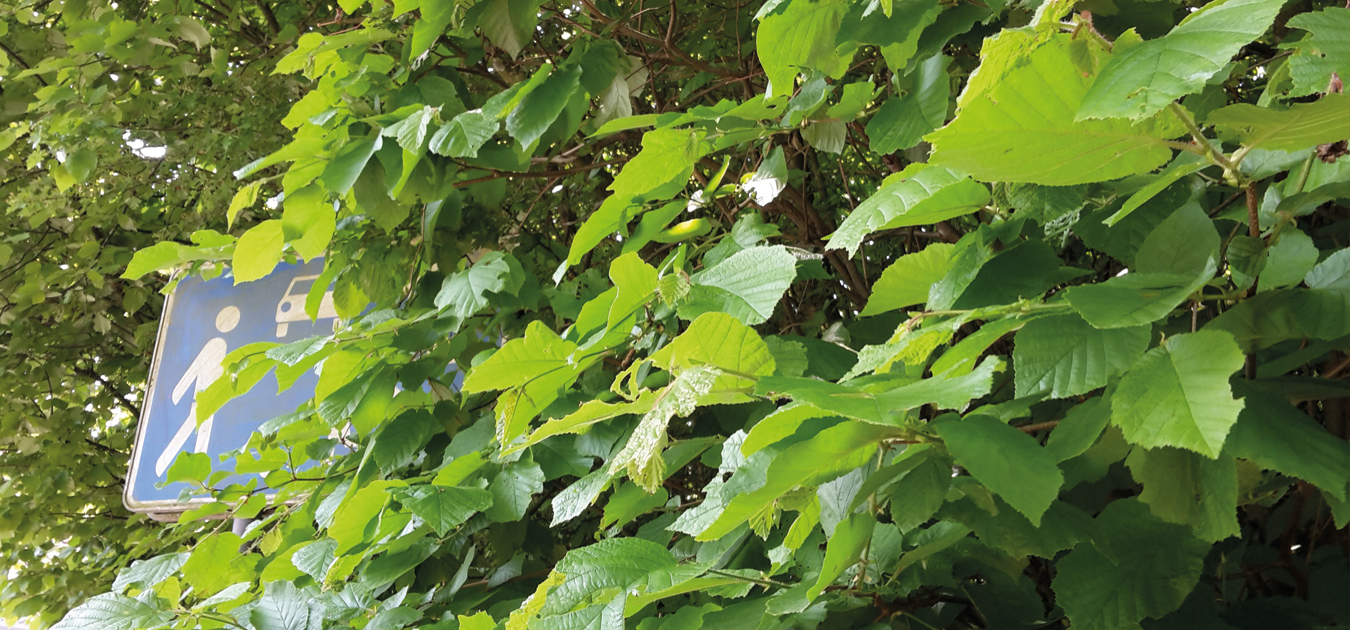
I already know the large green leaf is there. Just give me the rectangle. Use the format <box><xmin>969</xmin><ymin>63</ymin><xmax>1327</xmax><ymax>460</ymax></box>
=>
<box><xmin>1205</xmin><ymin>288</ymin><xmax>1350</xmax><ymax>351</ymax></box>
<box><xmin>810</xmin><ymin>512</ymin><xmax>875</xmax><ymax>598</ymax></box>
<box><xmin>1112</xmin><ymin>330</ymin><xmax>1246</xmax><ymax>458</ymax></box>
<box><xmin>698</xmin><ymin>421</ymin><xmax>903</xmax><ymax>540</ymax></box>
<box><xmin>826</xmin><ymin>164</ymin><xmax>990</xmax><ymax>256</ymax></box>
<box><xmin>929</xmin><ymin>34</ymin><xmax>1184</xmax><ymax>185</ymax></box>
<box><xmin>506</xmin><ymin>64</ymin><xmax>582</xmax><ymax>149</ymax></box>
<box><xmin>1078</xmin><ymin>0</ymin><xmax>1287</xmax><ymax>120</ymax></box>
<box><xmin>479</xmin><ymin>0</ymin><xmax>546</xmax><ymax>58</ymax></box>
<box><xmin>232</xmin><ymin>220</ymin><xmax>285</xmax><ymax>283</ymax></box>
<box><xmin>1013</xmin><ymin>313</ymin><xmax>1149</xmax><ymax>399</ymax></box>
<box><xmin>860</xmin><ymin>243</ymin><xmax>956</xmax><ymax>316</ymax></box>
<box><xmin>1054</xmin><ymin>499</ymin><xmax>1209</xmax><ymax>630</ymax></box>
<box><xmin>650</xmin><ymin>312</ymin><xmax>776</xmax><ymax>405</ymax></box>
<box><xmin>1064</xmin><ymin>259</ymin><xmax>1215</xmax><ymax>329</ymax></box>
<box><xmin>567</xmin><ymin>129</ymin><xmax>707</xmax><ymax>265</ymax></box>
<box><xmin>608</xmin><ymin>366</ymin><xmax>720</xmax><ymax>492</ymax></box>
<box><xmin>435</xmin><ymin>251</ymin><xmax>516</xmax><ymax>319</ymax></box>
<box><xmin>1133</xmin><ymin>202</ymin><xmax>1220</xmax><ymax>277</ymax></box>
<box><xmin>1226</xmin><ymin>391</ymin><xmax>1350</xmax><ymax>501</ymax></box>
<box><xmin>1126</xmin><ymin>446</ymin><xmax>1239</xmax><ymax>542</ymax></box>
<box><xmin>250</xmin><ymin>582</ymin><xmax>316</xmax><ymax>630</ymax></box>
<box><xmin>935</xmin><ymin>415</ymin><xmax>1064</xmax><ymax>526</ymax></box>
<box><xmin>756</xmin><ymin>0</ymin><xmax>850</xmax><ymax>98</ymax></box>
<box><xmin>50</xmin><ymin>594</ymin><xmax>174</xmax><ymax>630</ymax></box>
<box><xmin>429</xmin><ymin>111</ymin><xmax>498</xmax><ymax>158</ymax></box>
<box><xmin>541</xmin><ymin>538</ymin><xmax>684</xmax><ymax>615</ymax></box>
<box><xmin>607</xmin><ymin>252</ymin><xmax>657</xmax><ymax>328</ymax></box>
<box><xmin>464</xmin><ymin>321</ymin><xmax>577</xmax><ymax>393</ymax></box>
<box><xmin>866</xmin><ymin>54</ymin><xmax>951</xmax><ymax>155</ymax></box>
<box><xmin>486</xmin><ymin>459</ymin><xmax>545</xmax><ymax>522</ymax></box>
<box><xmin>1284</xmin><ymin>8</ymin><xmax>1350</xmax><ymax>98</ymax></box>
<box><xmin>1210</xmin><ymin>94</ymin><xmax>1350</xmax><ymax>153</ymax></box>
<box><xmin>942</xmin><ymin>497</ymin><xmax>1095</xmax><ymax>559</ymax></box>
<box><xmin>678</xmin><ymin>246</ymin><xmax>797</xmax><ymax>325</ymax></box>
<box><xmin>321</xmin><ymin>136</ymin><xmax>381</xmax><ymax>195</ymax></box>
<box><xmin>391</xmin><ymin>485</ymin><xmax>493</xmax><ymax>536</ymax></box>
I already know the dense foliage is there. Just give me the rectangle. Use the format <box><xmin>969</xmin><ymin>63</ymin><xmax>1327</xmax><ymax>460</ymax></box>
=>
<box><xmin>2</xmin><ymin>0</ymin><xmax>1348</xmax><ymax>628</ymax></box>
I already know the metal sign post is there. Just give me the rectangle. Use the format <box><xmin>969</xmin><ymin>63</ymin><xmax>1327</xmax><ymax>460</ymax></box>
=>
<box><xmin>124</xmin><ymin>260</ymin><xmax>339</xmax><ymax>517</ymax></box>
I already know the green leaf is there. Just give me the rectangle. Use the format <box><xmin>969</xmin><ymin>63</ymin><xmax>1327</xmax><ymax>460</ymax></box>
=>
<box><xmin>935</xmin><ymin>415</ymin><xmax>1064</xmax><ymax>526</ymax></box>
<box><xmin>1053</xmin><ymin>499</ymin><xmax>1209</xmax><ymax>630</ymax></box>
<box><xmin>678</xmin><ymin>245</ymin><xmax>797</xmax><ymax>326</ymax></box>
<box><xmin>756</xmin><ymin>0</ymin><xmax>850</xmax><ymax>98</ymax></box>
<box><xmin>291</xmin><ymin>539</ymin><xmax>338</xmax><ymax>582</ymax></box>
<box><xmin>50</xmin><ymin>593</ymin><xmax>173</xmax><ymax>630</ymax></box>
<box><xmin>329</xmin><ymin>482</ymin><xmax>394</xmax><ymax>554</ymax></box>
<box><xmin>650</xmin><ymin>312</ymin><xmax>776</xmax><ymax>405</ymax></box>
<box><xmin>886</xmin><ymin>451</ymin><xmax>951</xmax><ymax>532</ymax></box>
<box><xmin>227</xmin><ymin>180</ymin><xmax>263</xmax><ymax>229</ymax></box>
<box><xmin>568</xmin><ymin>129</ymin><xmax>707</xmax><ymax>265</ymax></box>
<box><xmin>486</xmin><ymin>458</ymin><xmax>545</xmax><ymax>522</ymax></box>
<box><xmin>112</xmin><ymin>552</ymin><xmax>189</xmax><ymax>594</ymax></box>
<box><xmin>463</xmin><ymin>321</ymin><xmax>578</xmax><ymax>394</ymax></box>
<box><xmin>181</xmin><ymin>533</ymin><xmax>257</xmax><ymax>597</ymax></box>
<box><xmin>1258</xmin><ymin>228</ymin><xmax>1320</xmax><ymax>291</ymax></box>
<box><xmin>430</xmin><ymin>111</ymin><xmax>498</xmax><ymax>158</ymax></box>
<box><xmin>383</xmin><ymin>106</ymin><xmax>434</xmax><ymax>154</ymax></box>
<box><xmin>321</xmin><ymin>136</ymin><xmax>382</xmax><ymax>195</ymax></box>
<box><xmin>232</xmin><ymin>220</ymin><xmax>285</xmax><ymax>283</ymax></box>
<box><xmin>391</xmin><ymin>485</ymin><xmax>493</xmax><ymax>536</ymax></box>
<box><xmin>281</xmin><ymin>185</ymin><xmax>336</xmax><ymax>261</ymax></box>
<box><xmin>861</xmin><ymin>243</ymin><xmax>955</xmax><ymax>316</ymax></box>
<box><xmin>609</xmin><ymin>366</ymin><xmax>720</xmax><ymax>492</ymax></box>
<box><xmin>372</xmin><ymin>410</ymin><xmax>439</xmax><ymax>473</ymax></box>
<box><xmin>1078</xmin><ymin>0</ymin><xmax>1287</xmax><ymax>120</ymax></box>
<box><xmin>944</xmin><ymin>497</ymin><xmax>1095</xmax><ymax>559</ymax></box>
<box><xmin>1107</xmin><ymin>152</ymin><xmax>1209</xmax><ymax>226</ymax></box>
<box><xmin>1045</xmin><ymin>395</ymin><xmax>1112</xmax><ymax>462</ymax></box>
<box><xmin>164</xmin><ymin>451</ymin><xmax>212</xmax><ymax>486</ymax></box>
<box><xmin>1126</xmin><ymin>446</ymin><xmax>1239</xmax><ymax>542</ymax></box>
<box><xmin>1281</xmin><ymin>7</ymin><xmax>1350</xmax><ymax>98</ymax></box>
<box><xmin>250</xmin><ymin>582</ymin><xmax>315</xmax><ymax>630</ymax></box>
<box><xmin>543</xmin><ymin>538</ymin><xmax>682</xmax><ymax>615</ymax></box>
<box><xmin>826</xmin><ymin>164</ymin><xmax>990</xmax><ymax>256</ymax></box>
<box><xmin>702</xmin><ymin>211</ymin><xmax>782</xmax><ymax>267</ymax></box>
<box><xmin>122</xmin><ymin>241</ymin><xmax>215</xmax><ymax>279</ymax></box>
<box><xmin>1205</xmin><ymin>288</ymin><xmax>1350</xmax><ymax>351</ymax></box>
<box><xmin>699</xmin><ymin>421</ymin><xmax>904</xmax><ymax>541</ymax></box>
<box><xmin>810</xmin><ymin>512</ymin><xmax>874</xmax><ymax>598</ymax></box>
<box><xmin>801</xmin><ymin>120</ymin><xmax>846</xmax><ymax>154</ymax></box>
<box><xmin>601</xmin><ymin>482</ymin><xmax>669</xmax><ymax>529</ymax></box>
<box><xmin>479</xmin><ymin>0</ymin><xmax>545</xmax><ymax>59</ymax></box>
<box><xmin>608</xmin><ymin>252</ymin><xmax>657</xmax><ymax>328</ymax></box>
<box><xmin>1210</xmin><ymin>94</ymin><xmax>1350</xmax><ymax>152</ymax></box>
<box><xmin>1112</xmin><ymin>330</ymin><xmax>1246</xmax><ymax>458</ymax></box>
<box><xmin>1226</xmin><ymin>391</ymin><xmax>1350</xmax><ymax>501</ymax></box>
<box><xmin>1134</xmin><ymin>202</ymin><xmax>1220</xmax><ymax>277</ymax></box>
<box><xmin>929</xmin><ymin>34</ymin><xmax>1184</xmax><ymax>185</ymax></box>
<box><xmin>551</xmin><ymin>469</ymin><xmax>614</xmax><ymax>526</ymax></box>
<box><xmin>866</xmin><ymin>54</ymin><xmax>951</xmax><ymax>155</ymax></box>
<box><xmin>506</xmin><ymin>64</ymin><xmax>582</xmax><ymax>149</ymax></box>
<box><xmin>1013</xmin><ymin>312</ymin><xmax>1149</xmax><ymax>399</ymax></box>
<box><xmin>1063</xmin><ymin>258</ymin><xmax>1215</xmax><ymax>329</ymax></box>
<box><xmin>435</xmin><ymin>251</ymin><xmax>515</xmax><ymax>319</ymax></box>
<box><xmin>1305</xmin><ymin>248</ymin><xmax>1350</xmax><ymax>291</ymax></box>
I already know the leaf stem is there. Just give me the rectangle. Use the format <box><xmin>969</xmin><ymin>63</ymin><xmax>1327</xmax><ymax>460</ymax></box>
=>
<box><xmin>1167</xmin><ymin>102</ymin><xmax>1240</xmax><ymax>185</ymax></box>
<box><xmin>705</xmin><ymin>568</ymin><xmax>792</xmax><ymax>589</ymax></box>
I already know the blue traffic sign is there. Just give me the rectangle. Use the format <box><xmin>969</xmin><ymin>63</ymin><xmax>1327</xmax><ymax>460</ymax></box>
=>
<box><xmin>124</xmin><ymin>259</ymin><xmax>342</xmax><ymax>513</ymax></box>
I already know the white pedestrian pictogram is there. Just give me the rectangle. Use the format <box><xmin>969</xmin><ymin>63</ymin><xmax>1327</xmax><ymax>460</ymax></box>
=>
<box><xmin>154</xmin><ymin>305</ymin><xmax>239</xmax><ymax>476</ymax></box>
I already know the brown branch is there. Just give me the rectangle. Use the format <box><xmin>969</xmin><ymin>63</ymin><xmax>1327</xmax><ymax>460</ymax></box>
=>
<box><xmin>452</xmin><ymin>159</ymin><xmax>624</xmax><ymax>189</ymax></box>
